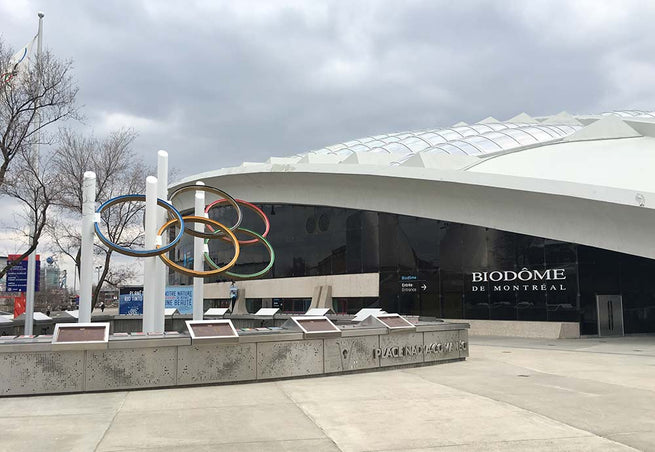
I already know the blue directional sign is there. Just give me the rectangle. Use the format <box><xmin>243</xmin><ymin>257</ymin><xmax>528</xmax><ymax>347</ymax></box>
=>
<box><xmin>6</xmin><ymin>255</ymin><xmax>40</xmax><ymax>292</ymax></box>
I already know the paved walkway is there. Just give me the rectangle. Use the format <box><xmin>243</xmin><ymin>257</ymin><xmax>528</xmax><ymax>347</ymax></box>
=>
<box><xmin>2</xmin><ymin>335</ymin><xmax>655</xmax><ymax>451</ymax></box>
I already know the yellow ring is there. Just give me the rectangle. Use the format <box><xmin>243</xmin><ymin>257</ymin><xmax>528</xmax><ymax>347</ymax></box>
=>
<box><xmin>157</xmin><ymin>215</ymin><xmax>240</xmax><ymax>278</ymax></box>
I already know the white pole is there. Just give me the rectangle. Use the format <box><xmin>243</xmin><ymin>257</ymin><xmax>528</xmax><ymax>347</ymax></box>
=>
<box><xmin>193</xmin><ymin>181</ymin><xmax>205</xmax><ymax>320</ymax></box>
<box><xmin>23</xmin><ymin>12</ymin><xmax>45</xmax><ymax>335</ymax></box>
<box><xmin>142</xmin><ymin>176</ymin><xmax>158</xmax><ymax>332</ymax></box>
<box><xmin>154</xmin><ymin>150</ymin><xmax>168</xmax><ymax>332</ymax></box>
<box><xmin>79</xmin><ymin>171</ymin><xmax>96</xmax><ymax>323</ymax></box>
<box><xmin>24</xmin><ymin>254</ymin><xmax>36</xmax><ymax>334</ymax></box>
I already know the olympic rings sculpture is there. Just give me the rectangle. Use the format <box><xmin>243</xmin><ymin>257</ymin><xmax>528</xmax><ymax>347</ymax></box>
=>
<box><xmin>93</xmin><ymin>185</ymin><xmax>275</xmax><ymax>279</ymax></box>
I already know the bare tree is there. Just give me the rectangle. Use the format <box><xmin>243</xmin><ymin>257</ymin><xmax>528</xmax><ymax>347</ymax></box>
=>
<box><xmin>0</xmin><ymin>145</ymin><xmax>63</xmax><ymax>279</ymax></box>
<box><xmin>0</xmin><ymin>37</ymin><xmax>79</xmax><ymax>278</ymax></box>
<box><xmin>0</xmin><ymin>39</ymin><xmax>79</xmax><ymax>188</ymax></box>
<box><xmin>49</xmin><ymin>128</ymin><xmax>150</xmax><ymax>307</ymax></box>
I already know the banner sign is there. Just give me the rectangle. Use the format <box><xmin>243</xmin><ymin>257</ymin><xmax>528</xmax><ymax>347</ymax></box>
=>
<box><xmin>119</xmin><ymin>286</ymin><xmax>143</xmax><ymax>315</ymax></box>
<box><xmin>119</xmin><ymin>285</ymin><xmax>194</xmax><ymax>315</ymax></box>
<box><xmin>13</xmin><ymin>293</ymin><xmax>26</xmax><ymax>317</ymax></box>
<box><xmin>165</xmin><ymin>286</ymin><xmax>193</xmax><ymax>314</ymax></box>
<box><xmin>6</xmin><ymin>254</ymin><xmax>40</xmax><ymax>292</ymax></box>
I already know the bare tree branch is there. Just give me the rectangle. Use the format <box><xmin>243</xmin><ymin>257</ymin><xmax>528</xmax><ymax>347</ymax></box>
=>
<box><xmin>49</xmin><ymin>128</ymin><xmax>153</xmax><ymax>307</ymax></box>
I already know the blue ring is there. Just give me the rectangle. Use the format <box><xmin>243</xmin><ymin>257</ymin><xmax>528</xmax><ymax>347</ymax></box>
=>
<box><xmin>94</xmin><ymin>194</ymin><xmax>185</xmax><ymax>257</ymax></box>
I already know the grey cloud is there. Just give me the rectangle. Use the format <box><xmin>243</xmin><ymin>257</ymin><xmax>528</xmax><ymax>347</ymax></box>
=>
<box><xmin>1</xmin><ymin>0</ymin><xmax>654</xmax><ymax>178</ymax></box>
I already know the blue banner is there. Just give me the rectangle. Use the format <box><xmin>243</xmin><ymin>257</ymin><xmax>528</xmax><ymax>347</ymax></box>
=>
<box><xmin>165</xmin><ymin>286</ymin><xmax>193</xmax><ymax>314</ymax></box>
<box><xmin>119</xmin><ymin>287</ymin><xmax>143</xmax><ymax>315</ymax></box>
<box><xmin>6</xmin><ymin>255</ymin><xmax>40</xmax><ymax>292</ymax></box>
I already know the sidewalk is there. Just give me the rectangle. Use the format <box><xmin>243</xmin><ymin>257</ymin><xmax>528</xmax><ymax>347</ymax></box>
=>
<box><xmin>1</xmin><ymin>335</ymin><xmax>654</xmax><ymax>451</ymax></box>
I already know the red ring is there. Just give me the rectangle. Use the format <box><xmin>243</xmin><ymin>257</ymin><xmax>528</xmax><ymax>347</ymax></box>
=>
<box><xmin>205</xmin><ymin>198</ymin><xmax>270</xmax><ymax>245</ymax></box>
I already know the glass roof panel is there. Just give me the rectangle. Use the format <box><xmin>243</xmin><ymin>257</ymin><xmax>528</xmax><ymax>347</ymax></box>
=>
<box><xmin>349</xmin><ymin>144</ymin><xmax>370</xmax><ymax>153</ymax></box>
<box><xmin>449</xmin><ymin>141</ymin><xmax>483</xmax><ymax>155</ymax></box>
<box><xmin>299</xmin><ymin>115</ymin><xmax>583</xmax><ymax>162</ymax></box>
<box><xmin>427</xmin><ymin>144</ymin><xmax>459</xmax><ymax>155</ymax></box>
<box><xmin>421</xmin><ymin>133</ymin><xmax>447</xmax><ymax>145</ymax></box>
<box><xmin>403</xmin><ymin>137</ymin><xmax>431</xmax><ymax>152</ymax></box>
<box><xmin>453</xmin><ymin>126</ymin><xmax>478</xmax><ymax>137</ymax></box>
<box><xmin>385</xmin><ymin>142</ymin><xmax>414</xmax><ymax>154</ymax></box>
<box><xmin>466</xmin><ymin>135</ymin><xmax>503</xmax><ymax>151</ymax></box>
<box><xmin>502</xmin><ymin>129</ymin><xmax>538</xmax><ymax>145</ymax></box>
<box><xmin>519</xmin><ymin>126</ymin><xmax>552</xmax><ymax>141</ymax></box>
<box><xmin>529</xmin><ymin>125</ymin><xmax>558</xmax><ymax>138</ymax></box>
<box><xmin>365</xmin><ymin>140</ymin><xmax>387</xmax><ymax>148</ymax></box>
<box><xmin>484</xmin><ymin>132</ymin><xmax>520</xmax><ymax>148</ymax></box>
<box><xmin>470</xmin><ymin>124</ymin><xmax>495</xmax><ymax>134</ymax></box>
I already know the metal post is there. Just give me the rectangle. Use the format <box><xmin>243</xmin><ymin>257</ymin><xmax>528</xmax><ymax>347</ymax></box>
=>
<box><xmin>142</xmin><ymin>176</ymin><xmax>158</xmax><ymax>332</ymax></box>
<box><xmin>154</xmin><ymin>150</ymin><xmax>168</xmax><ymax>332</ymax></box>
<box><xmin>23</xmin><ymin>12</ymin><xmax>45</xmax><ymax>335</ymax></box>
<box><xmin>79</xmin><ymin>171</ymin><xmax>96</xmax><ymax>323</ymax></box>
<box><xmin>193</xmin><ymin>181</ymin><xmax>205</xmax><ymax>320</ymax></box>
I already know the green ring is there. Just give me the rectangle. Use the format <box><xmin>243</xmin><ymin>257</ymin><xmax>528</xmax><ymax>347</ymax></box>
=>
<box><xmin>204</xmin><ymin>228</ymin><xmax>275</xmax><ymax>280</ymax></box>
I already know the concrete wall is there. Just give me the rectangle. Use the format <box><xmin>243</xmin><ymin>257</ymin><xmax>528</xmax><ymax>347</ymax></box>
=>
<box><xmin>444</xmin><ymin>319</ymin><xmax>580</xmax><ymax>339</ymax></box>
<box><xmin>205</xmin><ymin>273</ymin><xmax>379</xmax><ymax>299</ymax></box>
<box><xmin>2</xmin><ymin>316</ymin><xmax>580</xmax><ymax>339</ymax></box>
<box><xmin>0</xmin><ymin>323</ymin><xmax>467</xmax><ymax>396</ymax></box>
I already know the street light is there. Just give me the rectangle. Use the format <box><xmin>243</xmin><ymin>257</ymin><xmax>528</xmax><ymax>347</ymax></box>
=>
<box><xmin>95</xmin><ymin>265</ymin><xmax>103</xmax><ymax>284</ymax></box>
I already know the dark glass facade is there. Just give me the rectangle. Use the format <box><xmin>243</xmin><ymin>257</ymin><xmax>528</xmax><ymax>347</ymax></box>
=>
<box><xmin>173</xmin><ymin>203</ymin><xmax>655</xmax><ymax>335</ymax></box>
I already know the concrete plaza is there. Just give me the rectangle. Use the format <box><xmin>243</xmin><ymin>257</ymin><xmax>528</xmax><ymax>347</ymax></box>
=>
<box><xmin>1</xmin><ymin>335</ymin><xmax>654</xmax><ymax>451</ymax></box>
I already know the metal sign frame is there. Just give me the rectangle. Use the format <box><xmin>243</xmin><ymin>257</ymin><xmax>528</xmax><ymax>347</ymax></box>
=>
<box><xmin>185</xmin><ymin>319</ymin><xmax>239</xmax><ymax>343</ymax></box>
<box><xmin>360</xmin><ymin>313</ymin><xmax>416</xmax><ymax>333</ymax></box>
<box><xmin>52</xmin><ymin>322</ymin><xmax>110</xmax><ymax>346</ymax></box>
<box><xmin>254</xmin><ymin>307</ymin><xmax>279</xmax><ymax>316</ymax></box>
<box><xmin>304</xmin><ymin>308</ymin><xmax>334</xmax><ymax>316</ymax></box>
<box><xmin>352</xmin><ymin>308</ymin><xmax>386</xmax><ymax>322</ymax></box>
<box><xmin>285</xmin><ymin>316</ymin><xmax>342</xmax><ymax>338</ymax></box>
<box><xmin>204</xmin><ymin>308</ymin><xmax>230</xmax><ymax>317</ymax></box>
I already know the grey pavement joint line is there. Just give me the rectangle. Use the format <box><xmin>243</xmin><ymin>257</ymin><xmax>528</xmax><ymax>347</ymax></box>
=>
<box><xmin>403</xmin><ymin>368</ymin><xmax>643</xmax><ymax>451</ymax></box>
<box><xmin>276</xmin><ymin>380</ymin><xmax>344</xmax><ymax>451</ymax></box>
<box><xmin>95</xmin><ymin>438</ymin><xmax>339</xmax><ymax>452</ymax></box>
<box><xmin>93</xmin><ymin>391</ymin><xmax>129</xmax><ymax>452</ymax></box>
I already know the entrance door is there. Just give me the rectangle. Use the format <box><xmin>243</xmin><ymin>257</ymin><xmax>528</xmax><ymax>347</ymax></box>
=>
<box><xmin>596</xmin><ymin>295</ymin><xmax>624</xmax><ymax>336</ymax></box>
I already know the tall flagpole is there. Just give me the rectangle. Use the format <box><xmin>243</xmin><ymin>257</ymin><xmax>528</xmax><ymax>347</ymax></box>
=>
<box><xmin>24</xmin><ymin>11</ymin><xmax>44</xmax><ymax>335</ymax></box>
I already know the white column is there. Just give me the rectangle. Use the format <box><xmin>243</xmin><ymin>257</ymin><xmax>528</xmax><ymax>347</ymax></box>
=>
<box><xmin>79</xmin><ymin>171</ymin><xmax>96</xmax><ymax>323</ymax></box>
<box><xmin>24</xmin><ymin>253</ymin><xmax>36</xmax><ymax>335</ymax></box>
<box><xmin>193</xmin><ymin>181</ymin><xmax>205</xmax><ymax>320</ymax></box>
<box><xmin>154</xmin><ymin>150</ymin><xmax>168</xmax><ymax>332</ymax></box>
<box><xmin>142</xmin><ymin>176</ymin><xmax>158</xmax><ymax>332</ymax></box>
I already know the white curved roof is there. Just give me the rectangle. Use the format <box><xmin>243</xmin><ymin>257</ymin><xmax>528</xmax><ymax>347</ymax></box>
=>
<box><xmin>173</xmin><ymin>110</ymin><xmax>655</xmax><ymax>260</ymax></box>
<box><xmin>298</xmin><ymin>113</ymin><xmax>582</xmax><ymax>165</ymax></box>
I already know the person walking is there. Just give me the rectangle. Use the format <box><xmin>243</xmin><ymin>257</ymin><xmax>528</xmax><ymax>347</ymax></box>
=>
<box><xmin>229</xmin><ymin>281</ymin><xmax>238</xmax><ymax>312</ymax></box>
<box><xmin>100</xmin><ymin>301</ymin><xmax>105</xmax><ymax>313</ymax></box>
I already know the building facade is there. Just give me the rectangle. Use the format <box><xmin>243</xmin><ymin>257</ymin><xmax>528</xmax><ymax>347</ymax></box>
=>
<box><xmin>170</xmin><ymin>110</ymin><xmax>655</xmax><ymax>336</ymax></box>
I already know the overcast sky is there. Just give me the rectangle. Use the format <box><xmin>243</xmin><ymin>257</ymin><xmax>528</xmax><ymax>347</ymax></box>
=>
<box><xmin>2</xmin><ymin>0</ymin><xmax>654</xmax><ymax>181</ymax></box>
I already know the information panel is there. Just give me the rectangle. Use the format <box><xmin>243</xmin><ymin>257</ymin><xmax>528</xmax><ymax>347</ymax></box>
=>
<box><xmin>165</xmin><ymin>286</ymin><xmax>193</xmax><ymax>314</ymax></box>
<box><xmin>119</xmin><ymin>286</ymin><xmax>143</xmax><ymax>315</ymax></box>
<box><xmin>6</xmin><ymin>254</ymin><xmax>40</xmax><ymax>292</ymax></box>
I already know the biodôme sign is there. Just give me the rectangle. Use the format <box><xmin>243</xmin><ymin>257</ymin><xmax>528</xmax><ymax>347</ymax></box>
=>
<box><xmin>471</xmin><ymin>267</ymin><xmax>568</xmax><ymax>292</ymax></box>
